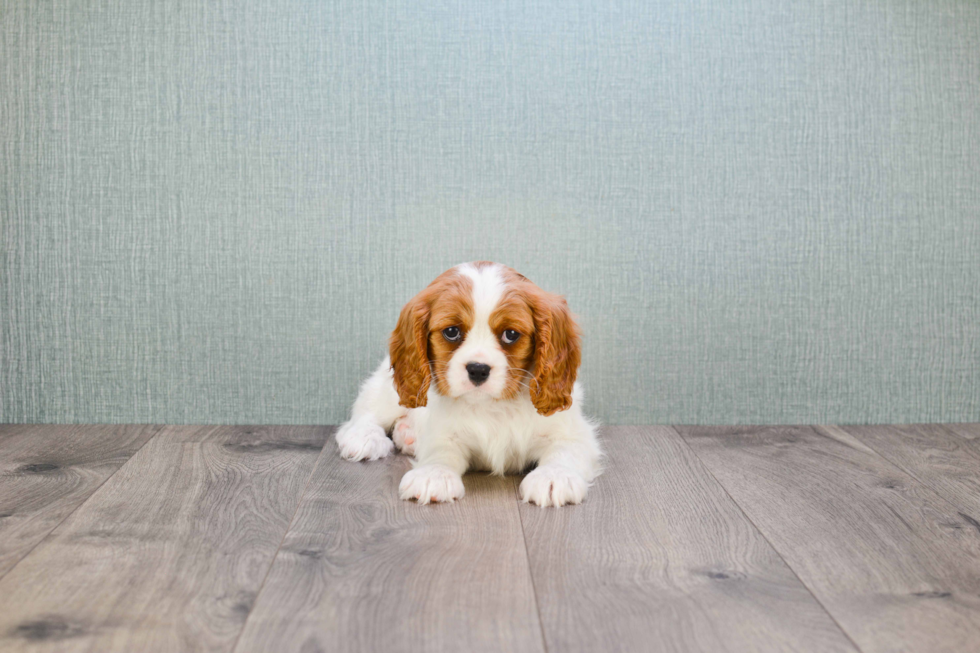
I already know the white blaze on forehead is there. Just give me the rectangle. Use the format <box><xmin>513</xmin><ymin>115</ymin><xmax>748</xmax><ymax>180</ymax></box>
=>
<box><xmin>448</xmin><ymin>263</ymin><xmax>509</xmax><ymax>397</ymax></box>
<box><xmin>456</xmin><ymin>263</ymin><xmax>504</xmax><ymax>322</ymax></box>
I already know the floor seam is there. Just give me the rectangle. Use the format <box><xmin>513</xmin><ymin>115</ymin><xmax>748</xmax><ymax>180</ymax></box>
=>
<box><xmin>229</xmin><ymin>425</ymin><xmax>333</xmax><ymax>653</ymax></box>
<box><xmin>668</xmin><ymin>425</ymin><xmax>866</xmax><ymax>653</ymax></box>
<box><xmin>514</xmin><ymin>477</ymin><xmax>551</xmax><ymax>653</ymax></box>
<box><xmin>0</xmin><ymin>423</ymin><xmax>165</xmax><ymax>585</ymax></box>
<box><xmin>822</xmin><ymin>424</ymin><xmax>980</xmax><ymax>524</ymax></box>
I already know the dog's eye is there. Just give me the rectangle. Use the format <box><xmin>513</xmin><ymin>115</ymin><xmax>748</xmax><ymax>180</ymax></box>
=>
<box><xmin>501</xmin><ymin>329</ymin><xmax>521</xmax><ymax>345</ymax></box>
<box><xmin>442</xmin><ymin>326</ymin><xmax>462</xmax><ymax>342</ymax></box>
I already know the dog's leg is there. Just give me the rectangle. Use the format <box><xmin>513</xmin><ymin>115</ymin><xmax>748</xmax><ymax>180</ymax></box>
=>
<box><xmin>520</xmin><ymin>413</ymin><xmax>602</xmax><ymax>507</ymax></box>
<box><xmin>335</xmin><ymin>357</ymin><xmax>405</xmax><ymax>461</ymax></box>
<box><xmin>398</xmin><ymin>423</ymin><xmax>467</xmax><ymax>504</ymax></box>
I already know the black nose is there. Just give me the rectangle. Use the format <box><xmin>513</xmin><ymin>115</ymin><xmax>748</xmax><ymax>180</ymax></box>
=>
<box><xmin>466</xmin><ymin>362</ymin><xmax>492</xmax><ymax>386</ymax></box>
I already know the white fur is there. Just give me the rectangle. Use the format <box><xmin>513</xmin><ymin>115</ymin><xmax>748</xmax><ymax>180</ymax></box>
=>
<box><xmin>399</xmin><ymin>464</ymin><xmax>465</xmax><ymax>504</ymax></box>
<box><xmin>335</xmin><ymin>417</ymin><xmax>394</xmax><ymax>461</ymax></box>
<box><xmin>336</xmin><ymin>263</ymin><xmax>602</xmax><ymax>507</ymax></box>
<box><xmin>334</xmin><ymin>357</ymin><xmax>405</xmax><ymax>461</ymax></box>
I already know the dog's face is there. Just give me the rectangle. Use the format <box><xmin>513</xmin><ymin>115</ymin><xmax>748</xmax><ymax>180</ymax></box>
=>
<box><xmin>389</xmin><ymin>262</ymin><xmax>580</xmax><ymax>416</ymax></box>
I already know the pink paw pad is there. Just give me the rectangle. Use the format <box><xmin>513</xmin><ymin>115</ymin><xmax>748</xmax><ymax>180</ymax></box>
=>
<box><xmin>392</xmin><ymin>417</ymin><xmax>417</xmax><ymax>454</ymax></box>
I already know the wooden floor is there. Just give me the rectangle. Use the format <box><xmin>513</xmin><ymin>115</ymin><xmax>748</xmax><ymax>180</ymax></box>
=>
<box><xmin>1</xmin><ymin>424</ymin><xmax>979</xmax><ymax>652</ymax></box>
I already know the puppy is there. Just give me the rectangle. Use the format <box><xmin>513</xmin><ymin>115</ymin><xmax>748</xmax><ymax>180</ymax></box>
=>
<box><xmin>336</xmin><ymin>261</ymin><xmax>601</xmax><ymax>507</ymax></box>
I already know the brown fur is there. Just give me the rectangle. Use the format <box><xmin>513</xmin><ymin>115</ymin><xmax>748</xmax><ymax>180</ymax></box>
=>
<box><xmin>426</xmin><ymin>276</ymin><xmax>475</xmax><ymax>398</ymax></box>
<box><xmin>523</xmin><ymin>284</ymin><xmax>581</xmax><ymax>415</ymax></box>
<box><xmin>389</xmin><ymin>270</ymin><xmax>473</xmax><ymax>407</ymax></box>
<box><xmin>388</xmin><ymin>290</ymin><xmax>432</xmax><ymax>409</ymax></box>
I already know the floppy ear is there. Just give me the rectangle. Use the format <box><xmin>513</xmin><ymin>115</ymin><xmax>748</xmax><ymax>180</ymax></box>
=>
<box><xmin>389</xmin><ymin>293</ymin><xmax>432</xmax><ymax>408</ymax></box>
<box><xmin>530</xmin><ymin>291</ymin><xmax>581</xmax><ymax>416</ymax></box>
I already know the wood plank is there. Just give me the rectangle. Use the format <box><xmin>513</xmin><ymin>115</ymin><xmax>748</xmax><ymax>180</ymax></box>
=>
<box><xmin>234</xmin><ymin>446</ymin><xmax>544</xmax><ymax>653</ymax></box>
<box><xmin>835</xmin><ymin>424</ymin><xmax>980</xmax><ymax>520</ymax></box>
<box><xmin>519</xmin><ymin>426</ymin><xmax>857</xmax><ymax>653</ymax></box>
<box><xmin>942</xmin><ymin>423</ymin><xmax>980</xmax><ymax>441</ymax></box>
<box><xmin>0</xmin><ymin>425</ymin><xmax>329</xmax><ymax>653</ymax></box>
<box><xmin>677</xmin><ymin>425</ymin><xmax>980</xmax><ymax>653</ymax></box>
<box><xmin>0</xmin><ymin>424</ymin><xmax>161</xmax><ymax>579</ymax></box>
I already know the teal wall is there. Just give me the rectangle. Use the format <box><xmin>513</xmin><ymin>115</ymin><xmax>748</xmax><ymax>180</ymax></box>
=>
<box><xmin>2</xmin><ymin>1</ymin><xmax>979</xmax><ymax>425</ymax></box>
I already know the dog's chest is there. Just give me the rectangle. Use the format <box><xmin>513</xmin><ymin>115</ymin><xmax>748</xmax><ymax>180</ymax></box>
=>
<box><xmin>438</xmin><ymin>396</ymin><xmax>545</xmax><ymax>473</ymax></box>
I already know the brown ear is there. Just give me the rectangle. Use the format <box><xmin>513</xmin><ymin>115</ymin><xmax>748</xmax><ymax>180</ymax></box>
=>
<box><xmin>389</xmin><ymin>293</ymin><xmax>432</xmax><ymax>408</ymax></box>
<box><xmin>530</xmin><ymin>291</ymin><xmax>581</xmax><ymax>416</ymax></box>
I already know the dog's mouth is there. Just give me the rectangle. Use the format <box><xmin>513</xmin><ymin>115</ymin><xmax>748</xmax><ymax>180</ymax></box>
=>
<box><xmin>449</xmin><ymin>370</ymin><xmax>504</xmax><ymax>400</ymax></box>
<box><xmin>453</xmin><ymin>380</ymin><xmax>497</xmax><ymax>399</ymax></box>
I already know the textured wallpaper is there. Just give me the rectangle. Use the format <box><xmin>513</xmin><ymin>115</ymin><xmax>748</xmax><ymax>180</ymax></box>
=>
<box><xmin>2</xmin><ymin>0</ymin><xmax>979</xmax><ymax>425</ymax></box>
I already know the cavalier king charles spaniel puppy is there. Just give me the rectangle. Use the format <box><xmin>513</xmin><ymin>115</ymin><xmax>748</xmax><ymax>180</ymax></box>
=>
<box><xmin>336</xmin><ymin>261</ymin><xmax>601</xmax><ymax>507</ymax></box>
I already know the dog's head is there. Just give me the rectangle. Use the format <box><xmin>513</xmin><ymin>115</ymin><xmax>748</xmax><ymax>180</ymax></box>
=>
<box><xmin>389</xmin><ymin>262</ymin><xmax>581</xmax><ymax>416</ymax></box>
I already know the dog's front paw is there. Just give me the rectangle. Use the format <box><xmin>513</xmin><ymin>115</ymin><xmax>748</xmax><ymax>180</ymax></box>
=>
<box><xmin>392</xmin><ymin>415</ymin><xmax>417</xmax><ymax>456</ymax></box>
<box><xmin>336</xmin><ymin>418</ymin><xmax>394</xmax><ymax>462</ymax></box>
<box><xmin>399</xmin><ymin>465</ymin><xmax>465</xmax><ymax>504</ymax></box>
<box><xmin>520</xmin><ymin>465</ymin><xmax>588</xmax><ymax>507</ymax></box>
